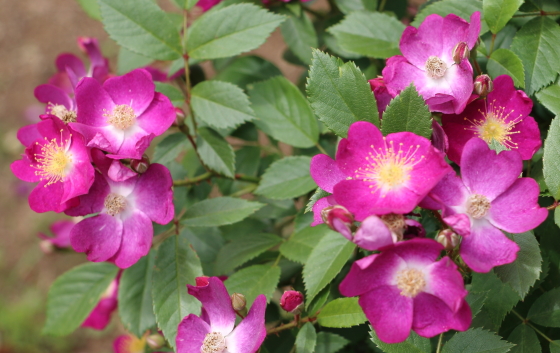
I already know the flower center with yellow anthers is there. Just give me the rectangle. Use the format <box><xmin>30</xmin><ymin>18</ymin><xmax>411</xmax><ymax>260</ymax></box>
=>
<box><xmin>104</xmin><ymin>193</ymin><xmax>127</xmax><ymax>216</ymax></box>
<box><xmin>425</xmin><ymin>56</ymin><xmax>447</xmax><ymax>79</ymax></box>
<box><xmin>354</xmin><ymin>139</ymin><xmax>424</xmax><ymax>196</ymax></box>
<box><xmin>396</xmin><ymin>268</ymin><xmax>426</xmax><ymax>298</ymax></box>
<box><xmin>104</xmin><ymin>104</ymin><xmax>136</xmax><ymax>130</ymax></box>
<box><xmin>201</xmin><ymin>332</ymin><xmax>226</xmax><ymax>353</ymax></box>
<box><xmin>465</xmin><ymin>100</ymin><xmax>523</xmax><ymax>149</ymax></box>
<box><xmin>34</xmin><ymin>132</ymin><xmax>72</xmax><ymax>186</ymax></box>
<box><xmin>48</xmin><ymin>103</ymin><xmax>77</xmax><ymax>123</ymax></box>
<box><xmin>381</xmin><ymin>213</ymin><xmax>406</xmax><ymax>239</ymax></box>
<box><xmin>466</xmin><ymin>194</ymin><xmax>491</xmax><ymax>219</ymax></box>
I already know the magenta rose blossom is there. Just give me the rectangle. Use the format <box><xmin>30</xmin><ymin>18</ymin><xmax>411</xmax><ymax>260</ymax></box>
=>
<box><xmin>340</xmin><ymin>238</ymin><xmax>471</xmax><ymax>343</ymax></box>
<box><xmin>11</xmin><ymin>116</ymin><xmax>94</xmax><ymax>213</ymax></box>
<box><xmin>383</xmin><ymin>12</ymin><xmax>481</xmax><ymax>114</ymax></box>
<box><xmin>82</xmin><ymin>274</ymin><xmax>120</xmax><ymax>330</ymax></box>
<box><xmin>71</xmin><ymin>68</ymin><xmax>176</xmax><ymax>160</ymax></box>
<box><xmin>311</xmin><ymin>121</ymin><xmax>451</xmax><ymax>220</ymax></box>
<box><xmin>176</xmin><ymin>277</ymin><xmax>267</xmax><ymax>353</ymax></box>
<box><xmin>424</xmin><ymin>138</ymin><xmax>548</xmax><ymax>272</ymax></box>
<box><xmin>442</xmin><ymin>75</ymin><xmax>541</xmax><ymax>164</ymax></box>
<box><xmin>65</xmin><ymin>150</ymin><xmax>174</xmax><ymax>269</ymax></box>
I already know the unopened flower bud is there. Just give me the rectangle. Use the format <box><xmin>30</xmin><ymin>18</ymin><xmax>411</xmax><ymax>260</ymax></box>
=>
<box><xmin>474</xmin><ymin>74</ymin><xmax>493</xmax><ymax>98</ymax></box>
<box><xmin>280</xmin><ymin>290</ymin><xmax>304</xmax><ymax>315</ymax></box>
<box><xmin>146</xmin><ymin>333</ymin><xmax>165</xmax><ymax>349</ymax></box>
<box><xmin>321</xmin><ymin>205</ymin><xmax>354</xmax><ymax>239</ymax></box>
<box><xmin>130</xmin><ymin>154</ymin><xmax>150</xmax><ymax>174</ymax></box>
<box><xmin>39</xmin><ymin>240</ymin><xmax>55</xmax><ymax>254</ymax></box>
<box><xmin>231</xmin><ymin>293</ymin><xmax>247</xmax><ymax>312</ymax></box>
<box><xmin>173</xmin><ymin>107</ymin><xmax>185</xmax><ymax>127</ymax></box>
<box><xmin>436</xmin><ymin>229</ymin><xmax>460</xmax><ymax>251</ymax></box>
<box><xmin>452</xmin><ymin>42</ymin><xmax>470</xmax><ymax>64</ymax></box>
<box><xmin>195</xmin><ymin>276</ymin><xmax>210</xmax><ymax>287</ymax></box>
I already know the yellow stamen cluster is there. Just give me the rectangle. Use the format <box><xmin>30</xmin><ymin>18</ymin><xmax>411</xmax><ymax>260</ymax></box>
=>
<box><xmin>466</xmin><ymin>194</ymin><xmax>491</xmax><ymax>219</ymax></box>
<box><xmin>104</xmin><ymin>193</ymin><xmax>127</xmax><ymax>216</ymax></box>
<box><xmin>465</xmin><ymin>100</ymin><xmax>523</xmax><ymax>149</ymax></box>
<box><xmin>33</xmin><ymin>131</ymin><xmax>72</xmax><ymax>186</ymax></box>
<box><xmin>201</xmin><ymin>332</ymin><xmax>226</xmax><ymax>353</ymax></box>
<box><xmin>104</xmin><ymin>104</ymin><xmax>136</xmax><ymax>130</ymax></box>
<box><xmin>425</xmin><ymin>56</ymin><xmax>447</xmax><ymax>79</ymax></box>
<box><xmin>48</xmin><ymin>103</ymin><xmax>77</xmax><ymax>123</ymax></box>
<box><xmin>396</xmin><ymin>268</ymin><xmax>426</xmax><ymax>298</ymax></box>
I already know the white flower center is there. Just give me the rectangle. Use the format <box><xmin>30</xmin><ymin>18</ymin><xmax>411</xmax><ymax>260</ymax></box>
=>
<box><xmin>466</xmin><ymin>194</ymin><xmax>491</xmax><ymax>219</ymax></box>
<box><xmin>396</xmin><ymin>268</ymin><xmax>426</xmax><ymax>298</ymax></box>
<box><xmin>48</xmin><ymin>104</ymin><xmax>77</xmax><ymax>123</ymax></box>
<box><xmin>105</xmin><ymin>104</ymin><xmax>136</xmax><ymax>130</ymax></box>
<box><xmin>425</xmin><ymin>56</ymin><xmax>447</xmax><ymax>79</ymax></box>
<box><xmin>104</xmin><ymin>193</ymin><xmax>127</xmax><ymax>216</ymax></box>
<box><xmin>201</xmin><ymin>332</ymin><xmax>226</xmax><ymax>353</ymax></box>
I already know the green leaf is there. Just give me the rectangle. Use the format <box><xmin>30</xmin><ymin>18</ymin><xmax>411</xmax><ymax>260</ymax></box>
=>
<box><xmin>224</xmin><ymin>264</ymin><xmax>281</xmax><ymax>306</ymax></box>
<box><xmin>186</xmin><ymin>4</ymin><xmax>285</xmax><ymax>60</ymax></box>
<box><xmin>171</xmin><ymin>0</ymin><xmax>199</xmax><ymax>10</ymax></box>
<box><xmin>249</xmin><ymin>76</ymin><xmax>319</xmax><ymax>148</ymax></box>
<box><xmin>484</xmin><ymin>0</ymin><xmax>523</xmax><ymax>34</ymax></box>
<box><xmin>280</xmin><ymin>10</ymin><xmax>317</xmax><ymax>65</ymax></box>
<box><xmin>536</xmin><ymin>84</ymin><xmax>560</xmax><ymax>116</ymax></box>
<box><xmin>510</xmin><ymin>17</ymin><xmax>560</xmax><ymax>95</ymax></box>
<box><xmin>314</xmin><ymin>332</ymin><xmax>350</xmax><ymax>353</ymax></box>
<box><xmin>76</xmin><ymin>0</ymin><xmax>101</xmax><ymax>20</ymax></box>
<box><xmin>528</xmin><ymin>287</ymin><xmax>560</xmax><ymax>327</ymax></box>
<box><xmin>370</xmin><ymin>330</ymin><xmax>431</xmax><ymax>353</ymax></box>
<box><xmin>213</xmin><ymin>56</ymin><xmax>282</xmax><ymax>89</ymax></box>
<box><xmin>487</xmin><ymin>48</ymin><xmax>525</xmax><ymax>88</ymax></box>
<box><xmin>442</xmin><ymin>328</ymin><xmax>514</xmax><ymax>353</ymax></box>
<box><xmin>303</xmin><ymin>231</ymin><xmax>355</xmax><ymax>304</ymax></box>
<box><xmin>307</xmin><ymin>286</ymin><xmax>330</xmax><ymax>316</ymax></box>
<box><xmin>98</xmin><ymin>0</ymin><xmax>182</xmax><ymax>61</ymax></box>
<box><xmin>551</xmin><ymin>341</ymin><xmax>560</xmax><ymax>353</ymax></box>
<box><xmin>471</xmin><ymin>271</ymin><xmax>519</xmax><ymax>330</ymax></box>
<box><xmin>307</xmin><ymin>50</ymin><xmax>379</xmax><ymax>137</ymax></box>
<box><xmin>466</xmin><ymin>291</ymin><xmax>487</xmax><ymax>319</ymax></box>
<box><xmin>255</xmin><ymin>156</ymin><xmax>316</xmax><ymax>199</ymax></box>
<box><xmin>152</xmin><ymin>233</ymin><xmax>203</xmax><ymax>350</ymax></box>
<box><xmin>305</xmin><ymin>187</ymin><xmax>330</xmax><ymax>214</ymax></box>
<box><xmin>197</xmin><ymin>127</ymin><xmax>235</xmax><ymax>178</ymax></box>
<box><xmin>191</xmin><ymin>81</ymin><xmax>255</xmax><ymax>130</ymax></box>
<box><xmin>215</xmin><ymin>233</ymin><xmax>283</xmax><ymax>273</ymax></box>
<box><xmin>182</xmin><ymin>197</ymin><xmax>265</xmax><ymax>227</ymax></box>
<box><xmin>543</xmin><ymin>117</ymin><xmax>560</xmax><ymax>200</ymax></box>
<box><xmin>333</xmin><ymin>0</ymin><xmax>377</xmax><ymax>14</ymax></box>
<box><xmin>153</xmin><ymin>133</ymin><xmax>189</xmax><ymax>165</ymax></box>
<box><xmin>328</xmin><ymin>12</ymin><xmax>405</xmax><ymax>59</ymax></box>
<box><xmin>117</xmin><ymin>47</ymin><xmax>153</xmax><ymax>75</ymax></box>
<box><xmin>412</xmin><ymin>0</ymin><xmax>488</xmax><ymax>34</ymax></box>
<box><xmin>507</xmin><ymin>324</ymin><xmax>542</xmax><ymax>353</ymax></box>
<box><xmin>181</xmin><ymin>227</ymin><xmax>224</xmax><ymax>264</ymax></box>
<box><xmin>118</xmin><ymin>250</ymin><xmax>157</xmax><ymax>337</ymax></box>
<box><xmin>381</xmin><ymin>84</ymin><xmax>432</xmax><ymax>138</ymax></box>
<box><xmin>154</xmin><ymin>82</ymin><xmax>184</xmax><ymax>107</ymax></box>
<box><xmin>317</xmin><ymin>297</ymin><xmax>367</xmax><ymax>328</ymax></box>
<box><xmin>280</xmin><ymin>224</ymin><xmax>331</xmax><ymax>264</ymax></box>
<box><xmin>494</xmin><ymin>232</ymin><xmax>542</xmax><ymax>299</ymax></box>
<box><xmin>43</xmin><ymin>263</ymin><xmax>119</xmax><ymax>336</ymax></box>
<box><xmin>295</xmin><ymin>323</ymin><xmax>317</xmax><ymax>353</ymax></box>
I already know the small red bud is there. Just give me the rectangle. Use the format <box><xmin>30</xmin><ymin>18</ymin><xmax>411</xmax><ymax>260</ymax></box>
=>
<box><xmin>321</xmin><ymin>206</ymin><xmax>354</xmax><ymax>232</ymax></box>
<box><xmin>195</xmin><ymin>276</ymin><xmax>210</xmax><ymax>287</ymax></box>
<box><xmin>231</xmin><ymin>293</ymin><xmax>247</xmax><ymax>312</ymax></box>
<box><xmin>473</xmin><ymin>74</ymin><xmax>494</xmax><ymax>98</ymax></box>
<box><xmin>280</xmin><ymin>290</ymin><xmax>304</xmax><ymax>315</ymax></box>
<box><xmin>146</xmin><ymin>333</ymin><xmax>165</xmax><ymax>349</ymax></box>
<box><xmin>452</xmin><ymin>42</ymin><xmax>470</xmax><ymax>64</ymax></box>
<box><xmin>436</xmin><ymin>229</ymin><xmax>460</xmax><ymax>251</ymax></box>
<box><xmin>130</xmin><ymin>154</ymin><xmax>150</xmax><ymax>174</ymax></box>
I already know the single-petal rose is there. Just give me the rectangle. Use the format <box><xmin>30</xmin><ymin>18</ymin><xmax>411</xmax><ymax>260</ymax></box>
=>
<box><xmin>82</xmin><ymin>273</ymin><xmax>120</xmax><ymax>330</ymax></box>
<box><xmin>176</xmin><ymin>277</ymin><xmax>267</xmax><ymax>353</ymax></box>
<box><xmin>339</xmin><ymin>238</ymin><xmax>471</xmax><ymax>343</ymax></box>
<box><xmin>71</xmin><ymin>68</ymin><xmax>175</xmax><ymax>160</ymax></box>
<box><xmin>424</xmin><ymin>138</ymin><xmax>548</xmax><ymax>272</ymax></box>
<box><xmin>10</xmin><ymin>116</ymin><xmax>94</xmax><ymax>213</ymax></box>
<box><xmin>442</xmin><ymin>75</ymin><xmax>541</xmax><ymax>164</ymax></box>
<box><xmin>383</xmin><ymin>12</ymin><xmax>481</xmax><ymax>114</ymax></box>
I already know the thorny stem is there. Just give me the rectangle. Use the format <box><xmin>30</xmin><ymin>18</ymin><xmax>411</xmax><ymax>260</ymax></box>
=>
<box><xmin>267</xmin><ymin>316</ymin><xmax>316</xmax><ymax>335</ymax></box>
<box><xmin>435</xmin><ymin>333</ymin><xmax>444</xmax><ymax>353</ymax></box>
<box><xmin>513</xmin><ymin>11</ymin><xmax>560</xmax><ymax>17</ymax></box>
<box><xmin>511</xmin><ymin>310</ymin><xmax>558</xmax><ymax>344</ymax></box>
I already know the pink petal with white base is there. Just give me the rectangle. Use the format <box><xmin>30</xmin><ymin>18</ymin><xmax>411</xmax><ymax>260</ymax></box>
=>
<box><xmin>104</xmin><ymin>69</ymin><xmax>155</xmax><ymax>115</ymax></box>
<box><xmin>353</xmin><ymin>215</ymin><xmax>394</xmax><ymax>251</ymax></box>
<box><xmin>70</xmin><ymin>214</ymin><xmax>123</xmax><ymax>263</ymax></box>
<box><xmin>412</xmin><ymin>292</ymin><xmax>471</xmax><ymax>338</ymax></box>
<box><xmin>176</xmin><ymin>314</ymin><xmax>211</xmax><ymax>353</ymax></box>
<box><xmin>310</xmin><ymin>154</ymin><xmax>346</xmax><ymax>193</ymax></box>
<box><xmin>109</xmin><ymin>211</ymin><xmax>153</xmax><ymax>269</ymax></box>
<box><xmin>425</xmin><ymin>257</ymin><xmax>467</xmax><ymax>312</ymax></box>
<box><xmin>225</xmin><ymin>295</ymin><xmax>267</xmax><ymax>353</ymax></box>
<box><xmin>131</xmin><ymin>163</ymin><xmax>174</xmax><ymax>224</ymax></box>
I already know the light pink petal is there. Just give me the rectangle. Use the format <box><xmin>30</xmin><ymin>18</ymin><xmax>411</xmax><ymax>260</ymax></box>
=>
<box><xmin>443</xmin><ymin>213</ymin><xmax>471</xmax><ymax>237</ymax></box>
<box><xmin>109</xmin><ymin>211</ymin><xmax>153</xmax><ymax>269</ymax></box>
<box><xmin>400</xmin><ymin>15</ymin><xmax>444</xmax><ymax>69</ymax></box>
<box><xmin>226</xmin><ymin>295</ymin><xmax>267</xmax><ymax>353</ymax></box>
<box><xmin>310</xmin><ymin>154</ymin><xmax>346</xmax><ymax>193</ymax></box>
<box><xmin>132</xmin><ymin>163</ymin><xmax>174</xmax><ymax>224</ymax></box>
<box><xmin>383</xmin><ymin>58</ymin><xmax>428</xmax><ymax>96</ymax></box>
<box><xmin>354</xmin><ymin>215</ymin><xmax>394</xmax><ymax>251</ymax></box>
<box><xmin>489</xmin><ymin>178</ymin><xmax>548</xmax><ymax>233</ymax></box>
<box><xmin>176</xmin><ymin>314</ymin><xmax>211</xmax><ymax>353</ymax></box>
<box><xmin>70</xmin><ymin>124</ymin><xmax>124</xmax><ymax>155</ymax></box>
<box><xmin>339</xmin><ymin>253</ymin><xmax>404</xmax><ymax>297</ymax></box>
<box><xmin>412</xmin><ymin>292</ymin><xmax>471</xmax><ymax>338</ymax></box>
<box><xmin>70</xmin><ymin>214</ymin><xmax>123</xmax><ymax>263</ymax></box>
<box><xmin>425</xmin><ymin>257</ymin><xmax>467</xmax><ymax>312</ymax></box>
<box><xmin>136</xmin><ymin>92</ymin><xmax>176</xmax><ymax>136</ymax></box>
<box><xmin>103</xmin><ymin>69</ymin><xmax>155</xmax><ymax>116</ymax></box>
<box><xmin>390</xmin><ymin>238</ymin><xmax>443</xmax><ymax>265</ymax></box>
<box><xmin>108</xmin><ymin>160</ymin><xmax>137</xmax><ymax>182</ymax></box>
<box><xmin>461</xmin><ymin>138</ymin><xmax>523</xmax><ymax>200</ymax></box>
<box><xmin>106</xmin><ymin>130</ymin><xmax>153</xmax><ymax>160</ymax></box>
<box><xmin>460</xmin><ymin>220</ymin><xmax>519</xmax><ymax>273</ymax></box>
<box><xmin>335</xmin><ymin>121</ymin><xmax>384</xmax><ymax>173</ymax></box>
<box><xmin>75</xmin><ymin>77</ymin><xmax>116</xmax><ymax>127</ymax></box>
<box><xmin>440</xmin><ymin>14</ymin><xmax>472</xmax><ymax>62</ymax></box>
<box><xmin>360</xmin><ymin>286</ymin><xmax>413</xmax><ymax>344</ymax></box>
<box><xmin>311</xmin><ymin>197</ymin><xmax>332</xmax><ymax>226</ymax></box>
<box><xmin>39</xmin><ymin>219</ymin><xmax>75</xmax><ymax>248</ymax></box>
<box><xmin>187</xmin><ymin>277</ymin><xmax>236</xmax><ymax>336</ymax></box>
<box><xmin>467</xmin><ymin>12</ymin><xmax>481</xmax><ymax>49</ymax></box>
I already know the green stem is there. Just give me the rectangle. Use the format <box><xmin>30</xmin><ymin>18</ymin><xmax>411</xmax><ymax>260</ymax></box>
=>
<box><xmin>230</xmin><ymin>183</ymin><xmax>258</xmax><ymax>197</ymax></box>
<box><xmin>267</xmin><ymin>317</ymin><xmax>315</xmax><ymax>335</ymax></box>
<box><xmin>272</xmin><ymin>253</ymin><xmax>283</xmax><ymax>267</ymax></box>
<box><xmin>315</xmin><ymin>142</ymin><xmax>328</xmax><ymax>155</ymax></box>
<box><xmin>488</xmin><ymin>34</ymin><xmax>496</xmax><ymax>57</ymax></box>
<box><xmin>513</xmin><ymin>11</ymin><xmax>560</xmax><ymax>17</ymax></box>
<box><xmin>512</xmin><ymin>309</ymin><xmax>555</xmax><ymax>343</ymax></box>
<box><xmin>173</xmin><ymin>172</ymin><xmax>213</xmax><ymax>187</ymax></box>
<box><xmin>436</xmin><ymin>333</ymin><xmax>444</xmax><ymax>353</ymax></box>
<box><xmin>379</xmin><ymin>0</ymin><xmax>387</xmax><ymax>12</ymax></box>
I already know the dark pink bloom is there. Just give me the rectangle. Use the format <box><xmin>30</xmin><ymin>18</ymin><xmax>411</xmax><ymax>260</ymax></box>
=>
<box><xmin>71</xmin><ymin>69</ymin><xmax>176</xmax><ymax>160</ymax></box>
<box><xmin>82</xmin><ymin>274</ymin><xmax>120</xmax><ymax>330</ymax></box>
<box><xmin>196</xmin><ymin>0</ymin><xmax>223</xmax><ymax>11</ymax></box>
<box><xmin>65</xmin><ymin>150</ymin><xmax>174</xmax><ymax>268</ymax></box>
<box><xmin>177</xmin><ymin>277</ymin><xmax>267</xmax><ymax>353</ymax></box>
<box><xmin>34</xmin><ymin>83</ymin><xmax>77</xmax><ymax>124</ymax></box>
<box><xmin>280</xmin><ymin>290</ymin><xmax>304</xmax><ymax>313</ymax></box>
<box><xmin>38</xmin><ymin>219</ymin><xmax>74</xmax><ymax>249</ymax></box>
<box><xmin>340</xmin><ymin>238</ymin><xmax>471</xmax><ymax>343</ymax></box>
<box><xmin>11</xmin><ymin>116</ymin><xmax>94</xmax><ymax>213</ymax></box>
<box><xmin>442</xmin><ymin>75</ymin><xmax>541</xmax><ymax>165</ymax></box>
<box><xmin>311</xmin><ymin>122</ymin><xmax>451</xmax><ymax>220</ymax></box>
<box><xmin>348</xmin><ymin>214</ymin><xmax>425</xmax><ymax>251</ymax></box>
<box><xmin>423</xmin><ymin>138</ymin><xmax>548</xmax><ymax>272</ymax></box>
<box><xmin>383</xmin><ymin>12</ymin><xmax>481</xmax><ymax>114</ymax></box>
<box><xmin>369</xmin><ymin>77</ymin><xmax>394</xmax><ymax>116</ymax></box>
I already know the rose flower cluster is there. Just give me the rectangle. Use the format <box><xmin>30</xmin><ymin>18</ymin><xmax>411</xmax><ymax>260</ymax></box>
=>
<box><xmin>311</xmin><ymin>12</ymin><xmax>547</xmax><ymax>343</ymax></box>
